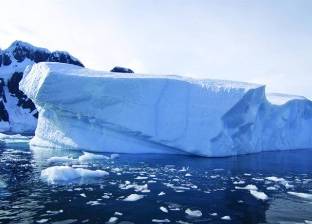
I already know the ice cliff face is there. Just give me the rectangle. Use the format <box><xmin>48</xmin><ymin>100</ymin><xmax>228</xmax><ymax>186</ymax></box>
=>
<box><xmin>20</xmin><ymin>62</ymin><xmax>312</xmax><ymax>156</ymax></box>
<box><xmin>0</xmin><ymin>41</ymin><xmax>84</xmax><ymax>133</ymax></box>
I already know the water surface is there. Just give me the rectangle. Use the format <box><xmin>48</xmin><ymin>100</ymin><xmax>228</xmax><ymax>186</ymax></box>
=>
<box><xmin>0</xmin><ymin>139</ymin><xmax>311</xmax><ymax>224</ymax></box>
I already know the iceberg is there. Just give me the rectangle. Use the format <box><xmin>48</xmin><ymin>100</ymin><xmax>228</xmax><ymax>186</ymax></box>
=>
<box><xmin>20</xmin><ymin>62</ymin><xmax>312</xmax><ymax>157</ymax></box>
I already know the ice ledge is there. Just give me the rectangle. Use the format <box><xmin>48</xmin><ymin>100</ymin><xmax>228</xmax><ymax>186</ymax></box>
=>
<box><xmin>20</xmin><ymin>62</ymin><xmax>312</xmax><ymax>157</ymax></box>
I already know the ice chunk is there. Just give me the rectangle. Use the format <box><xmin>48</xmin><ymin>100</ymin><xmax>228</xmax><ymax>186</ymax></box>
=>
<box><xmin>123</xmin><ymin>194</ymin><xmax>144</xmax><ymax>201</ymax></box>
<box><xmin>221</xmin><ymin>216</ymin><xmax>231</xmax><ymax>220</ymax></box>
<box><xmin>78</xmin><ymin>152</ymin><xmax>109</xmax><ymax>162</ymax></box>
<box><xmin>235</xmin><ymin>184</ymin><xmax>258</xmax><ymax>190</ymax></box>
<box><xmin>265</xmin><ymin>176</ymin><xmax>293</xmax><ymax>189</ymax></box>
<box><xmin>20</xmin><ymin>62</ymin><xmax>312</xmax><ymax>157</ymax></box>
<box><xmin>249</xmin><ymin>190</ymin><xmax>268</xmax><ymax>201</ymax></box>
<box><xmin>47</xmin><ymin>156</ymin><xmax>75</xmax><ymax>163</ymax></box>
<box><xmin>152</xmin><ymin>219</ymin><xmax>170</xmax><ymax>223</ymax></box>
<box><xmin>185</xmin><ymin>208</ymin><xmax>202</xmax><ymax>217</ymax></box>
<box><xmin>160</xmin><ymin>206</ymin><xmax>168</xmax><ymax>213</ymax></box>
<box><xmin>106</xmin><ymin>217</ymin><xmax>118</xmax><ymax>223</ymax></box>
<box><xmin>40</xmin><ymin>166</ymin><xmax>108</xmax><ymax>184</ymax></box>
<box><xmin>36</xmin><ymin>219</ymin><xmax>49</xmax><ymax>223</ymax></box>
<box><xmin>287</xmin><ymin>191</ymin><xmax>312</xmax><ymax>200</ymax></box>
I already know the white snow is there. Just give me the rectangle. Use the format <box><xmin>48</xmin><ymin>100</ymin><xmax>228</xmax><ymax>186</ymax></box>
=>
<box><xmin>123</xmin><ymin>194</ymin><xmax>144</xmax><ymax>201</ymax></box>
<box><xmin>185</xmin><ymin>208</ymin><xmax>202</xmax><ymax>217</ymax></box>
<box><xmin>287</xmin><ymin>191</ymin><xmax>312</xmax><ymax>200</ymax></box>
<box><xmin>20</xmin><ymin>62</ymin><xmax>312</xmax><ymax>156</ymax></box>
<box><xmin>40</xmin><ymin>166</ymin><xmax>108</xmax><ymax>184</ymax></box>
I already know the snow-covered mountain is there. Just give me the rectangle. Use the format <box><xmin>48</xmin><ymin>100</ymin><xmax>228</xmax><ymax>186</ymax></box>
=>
<box><xmin>20</xmin><ymin>62</ymin><xmax>312</xmax><ymax>156</ymax></box>
<box><xmin>0</xmin><ymin>41</ymin><xmax>83</xmax><ymax>133</ymax></box>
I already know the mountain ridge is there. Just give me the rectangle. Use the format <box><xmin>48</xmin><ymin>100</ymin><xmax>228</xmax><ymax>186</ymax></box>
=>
<box><xmin>0</xmin><ymin>40</ymin><xmax>84</xmax><ymax>133</ymax></box>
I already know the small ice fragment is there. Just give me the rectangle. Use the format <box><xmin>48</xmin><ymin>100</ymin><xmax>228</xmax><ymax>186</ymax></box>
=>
<box><xmin>235</xmin><ymin>184</ymin><xmax>258</xmax><ymax>190</ymax></box>
<box><xmin>266</xmin><ymin>186</ymin><xmax>277</xmax><ymax>191</ymax></box>
<box><xmin>221</xmin><ymin>216</ymin><xmax>231</xmax><ymax>220</ymax></box>
<box><xmin>86</xmin><ymin>200</ymin><xmax>100</xmax><ymax>206</ymax></box>
<box><xmin>249</xmin><ymin>190</ymin><xmax>268</xmax><ymax>201</ymax></box>
<box><xmin>185</xmin><ymin>208</ymin><xmax>202</xmax><ymax>217</ymax></box>
<box><xmin>210</xmin><ymin>212</ymin><xmax>218</xmax><ymax>216</ymax></box>
<box><xmin>110</xmin><ymin>154</ymin><xmax>119</xmax><ymax>159</ymax></box>
<box><xmin>47</xmin><ymin>156</ymin><xmax>74</xmax><ymax>164</ymax></box>
<box><xmin>123</xmin><ymin>194</ymin><xmax>144</xmax><ymax>201</ymax></box>
<box><xmin>78</xmin><ymin>152</ymin><xmax>109</xmax><ymax>162</ymax></box>
<box><xmin>36</xmin><ymin>219</ymin><xmax>49</xmax><ymax>223</ymax></box>
<box><xmin>152</xmin><ymin>219</ymin><xmax>170</xmax><ymax>223</ymax></box>
<box><xmin>107</xmin><ymin>217</ymin><xmax>118</xmax><ymax>223</ymax></box>
<box><xmin>135</xmin><ymin>176</ymin><xmax>148</xmax><ymax>180</ymax></box>
<box><xmin>160</xmin><ymin>206</ymin><xmax>168</xmax><ymax>213</ymax></box>
<box><xmin>158</xmin><ymin>191</ymin><xmax>166</xmax><ymax>196</ymax></box>
<box><xmin>185</xmin><ymin>173</ymin><xmax>192</xmax><ymax>177</ymax></box>
<box><xmin>287</xmin><ymin>191</ymin><xmax>312</xmax><ymax>200</ymax></box>
<box><xmin>80</xmin><ymin>193</ymin><xmax>86</xmax><ymax>197</ymax></box>
<box><xmin>41</xmin><ymin>166</ymin><xmax>108</xmax><ymax>184</ymax></box>
<box><xmin>114</xmin><ymin>212</ymin><xmax>123</xmax><ymax>216</ymax></box>
<box><xmin>233</xmin><ymin>180</ymin><xmax>245</xmax><ymax>185</ymax></box>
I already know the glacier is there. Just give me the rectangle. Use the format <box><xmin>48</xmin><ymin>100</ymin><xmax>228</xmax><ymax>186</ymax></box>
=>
<box><xmin>20</xmin><ymin>62</ymin><xmax>312</xmax><ymax>157</ymax></box>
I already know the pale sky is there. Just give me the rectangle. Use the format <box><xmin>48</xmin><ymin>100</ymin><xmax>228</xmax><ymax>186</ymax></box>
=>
<box><xmin>1</xmin><ymin>0</ymin><xmax>312</xmax><ymax>98</ymax></box>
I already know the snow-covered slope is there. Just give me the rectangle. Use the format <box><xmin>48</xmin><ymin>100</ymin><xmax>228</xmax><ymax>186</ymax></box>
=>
<box><xmin>0</xmin><ymin>41</ymin><xmax>83</xmax><ymax>133</ymax></box>
<box><xmin>20</xmin><ymin>62</ymin><xmax>312</xmax><ymax>156</ymax></box>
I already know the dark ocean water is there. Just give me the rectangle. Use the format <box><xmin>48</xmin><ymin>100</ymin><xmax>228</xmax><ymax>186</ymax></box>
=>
<box><xmin>0</xmin><ymin>140</ymin><xmax>312</xmax><ymax>224</ymax></box>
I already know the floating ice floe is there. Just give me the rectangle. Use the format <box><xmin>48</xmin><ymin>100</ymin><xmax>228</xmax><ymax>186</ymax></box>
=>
<box><xmin>47</xmin><ymin>156</ymin><xmax>75</xmax><ymax>164</ymax></box>
<box><xmin>0</xmin><ymin>133</ymin><xmax>31</xmax><ymax>147</ymax></box>
<box><xmin>249</xmin><ymin>190</ymin><xmax>268</xmax><ymax>201</ymax></box>
<box><xmin>235</xmin><ymin>184</ymin><xmax>258</xmax><ymax>190</ymax></box>
<box><xmin>265</xmin><ymin>176</ymin><xmax>294</xmax><ymax>189</ymax></box>
<box><xmin>158</xmin><ymin>191</ymin><xmax>166</xmax><ymax>196</ymax></box>
<box><xmin>185</xmin><ymin>208</ymin><xmax>202</xmax><ymax>217</ymax></box>
<box><xmin>78</xmin><ymin>152</ymin><xmax>110</xmax><ymax>162</ymax></box>
<box><xmin>106</xmin><ymin>217</ymin><xmax>118</xmax><ymax>223</ymax></box>
<box><xmin>123</xmin><ymin>194</ymin><xmax>144</xmax><ymax>201</ymax></box>
<box><xmin>152</xmin><ymin>219</ymin><xmax>170</xmax><ymax>223</ymax></box>
<box><xmin>119</xmin><ymin>182</ymin><xmax>150</xmax><ymax>193</ymax></box>
<box><xmin>40</xmin><ymin>166</ymin><xmax>108</xmax><ymax>184</ymax></box>
<box><xmin>160</xmin><ymin>206</ymin><xmax>168</xmax><ymax>213</ymax></box>
<box><xmin>221</xmin><ymin>216</ymin><xmax>231</xmax><ymax>220</ymax></box>
<box><xmin>287</xmin><ymin>191</ymin><xmax>312</xmax><ymax>200</ymax></box>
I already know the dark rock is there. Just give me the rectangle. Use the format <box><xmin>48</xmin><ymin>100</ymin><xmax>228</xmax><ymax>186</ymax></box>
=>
<box><xmin>8</xmin><ymin>72</ymin><xmax>36</xmax><ymax>115</ymax></box>
<box><xmin>0</xmin><ymin>101</ymin><xmax>9</xmax><ymax>122</ymax></box>
<box><xmin>48</xmin><ymin>51</ymin><xmax>84</xmax><ymax>67</ymax></box>
<box><xmin>0</xmin><ymin>79</ymin><xmax>8</xmax><ymax>122</ymax></box>
<box><xmin>2</xmin><ymin>53</ymin><xmax>11</xmax><ymax>66</ymax></box>
<box><xmin>111</xmin><ymin>66</ymin><xmax>134</xmax><ymax>73</ymax></box>
<box><xmin>0</xmin><ymin>51</ymin><xmax>2</xmax><ymax>67</ymax></box>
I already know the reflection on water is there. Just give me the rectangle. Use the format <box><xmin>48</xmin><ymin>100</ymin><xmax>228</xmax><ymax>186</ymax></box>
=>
<box><xmin>0</xmin><ymin>139</ymin><xmax>311</xmax><ymax>224</ymax></box>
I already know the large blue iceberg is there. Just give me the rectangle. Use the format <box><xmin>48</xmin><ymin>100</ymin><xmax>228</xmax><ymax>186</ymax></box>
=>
<box><xmin>20</xmin><ymin>62</ymin><xmax>312</xmax><ymax>156</ymax></box>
